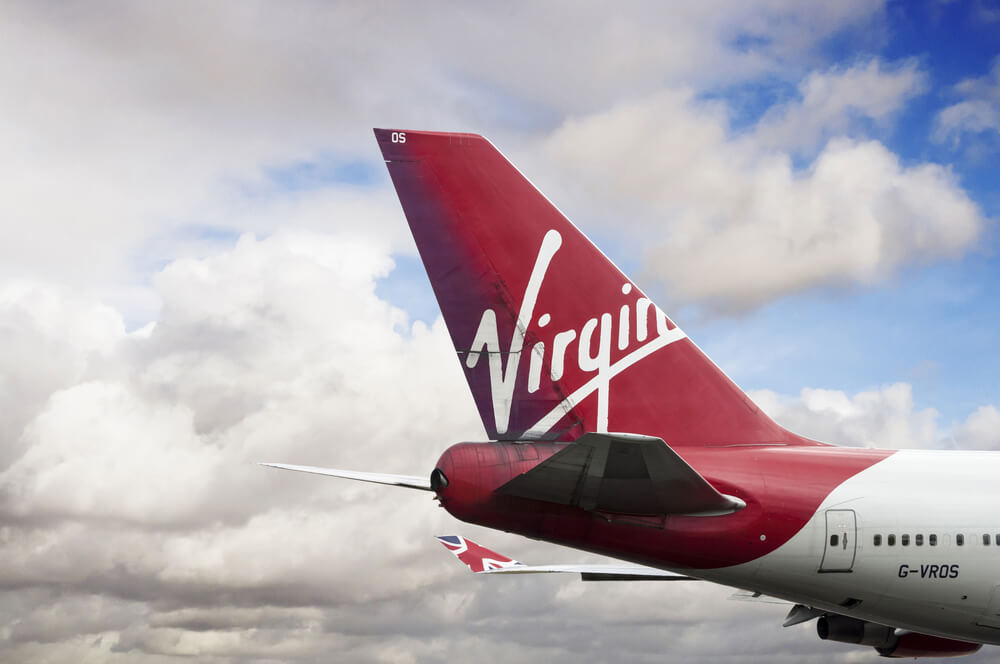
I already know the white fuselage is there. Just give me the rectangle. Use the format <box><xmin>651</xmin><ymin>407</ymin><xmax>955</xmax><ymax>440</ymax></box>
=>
<box><xmin>690</xmin><ymin>450</ymin><xmax>1000</xmax><ymax>644</ymax></box>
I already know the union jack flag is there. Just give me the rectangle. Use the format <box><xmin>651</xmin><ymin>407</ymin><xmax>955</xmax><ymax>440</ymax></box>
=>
<box><xmin>436</xmin><ymin>535</ymin><xmax>525</xmax><ymax>573</ymax></box>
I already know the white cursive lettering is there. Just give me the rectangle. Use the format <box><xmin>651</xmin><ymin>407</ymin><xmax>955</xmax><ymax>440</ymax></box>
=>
<box><xmin>465</xmin><ymin>229</ymin><xmax>687</xmax><ymax>437</ymax></box>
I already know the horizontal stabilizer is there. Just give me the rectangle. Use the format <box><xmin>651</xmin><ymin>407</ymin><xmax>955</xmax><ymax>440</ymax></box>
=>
<box><xmin>436</xmin><ymin>535</ymin><xmax>694</xmax><ymax>581</ymax></box>
<box><xmin>260</xmin><ymin>463</ymin><xmax>432</xmax><ymax>491</ymax></box>
<box><xmin>496</xmin><ymin>433</ymin><xmax>745</xmax><ymax>516</ymax></box>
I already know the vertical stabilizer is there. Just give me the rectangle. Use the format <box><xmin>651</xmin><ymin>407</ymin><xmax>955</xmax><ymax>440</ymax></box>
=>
<box><xmin>375</xmin><ymin>128</ymin><xmax>814</xmax><ymax>447</ymax></box>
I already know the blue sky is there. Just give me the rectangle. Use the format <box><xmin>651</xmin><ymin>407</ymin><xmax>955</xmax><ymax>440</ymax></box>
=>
<box><xmin>367</xmin><ymin>1</ymin><xmax>1000</xmax><ymax>430</ymax></box>
<box><xmin>706</xmin><ymin>1</ymin><xmax>999</xmax><ymax>425</ymax></box>
<box><xmin>879</xmin><ymin>2</ymin><xmax>998</xmax><ymax>201</ymax></box>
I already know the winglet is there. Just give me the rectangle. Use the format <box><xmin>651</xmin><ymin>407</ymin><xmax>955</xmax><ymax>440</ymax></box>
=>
<box><xmin>435</xmin><ymin>535</ymin><xmax>525</xmax><ymax>573</ymax></box>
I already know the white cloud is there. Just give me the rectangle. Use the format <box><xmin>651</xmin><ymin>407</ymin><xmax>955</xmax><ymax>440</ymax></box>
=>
<box><xmin>0</xmin><ymin>283</ymin><xmax>126</xmax><ymax>469</ymax></box>
<box><xmin>544</xmin><ymin>91</ymin><xmax>983</xmax><ymax>311</ymax></box>
<box><xmin>0</xmin><ymin>1</ymin><xmax>886</xmax><ymax>315</ymax></box>
<box><xmin>3</xmin><ymin>381</ymin><xmax>222</xmax><ymax>525</ymax></box>
<box><xmin>933</xmin><ymin>56</ymin><xmax>1000</xmax><ymax>144</ymax></box>
<box><xmin>0</xmin><ymin>232</ymin><xmax>479</xmax><ymax>527</ymax></box>
<box><xmin>2</xmin><ymin>228</ymin><xmax>998</xmax><ymax>662</ymax></box>
<box><xmin>1</xmin><ymin>227</ymin><xmax>945</xmax><ymax>663</ymax></box>
<box><xmin>3</xmin><ymin>3</ymin><xmax>995</xmax><ymax>662</ymax></box>
<box><xmin>755</xmin><ymin>59</ymin><xmax>927</xmax><ymax>154</ymax></box>
<box><xmin>0</xmin><ymin>2</ymin><xmax>943</xmax><ymax>323</ymax></box>
<box><xmin>951</xmin><ymin>405</ymin><xmax>1000</xmax><ymax>450</ymax></box>
<box><xmin>752</xmin><ymin>382</ymin><xmax>1000</xmax><ymax>451</ymax></box>
<box><xmin>0</xmin><ymin>231</ymin><xmax>486</xmax><ymax>660</ymax></box>
<box><xmin>934</xmin><ymin>100</ymin><xmax>1000</xmax><ymax>144</ymax></box>
<box><xmin>750</xmin><ymin>383</ymin><xmax>940</xmax><ymax>448</ymax></box>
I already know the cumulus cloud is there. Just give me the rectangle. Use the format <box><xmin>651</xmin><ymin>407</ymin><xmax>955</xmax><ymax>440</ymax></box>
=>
<box><xmin>1</xmin><ymin>2</ymin><xmax>952</xmax><ymax>319</ymax></box>
<box><xmin>933</xmin><ymin>56</ymin><xmax>1000</xmax><ymax>145</ymax></box>
<box><xmin>0</xmin><ymin>231</ymin><xmax>481</xmax><ymax>660</ymax></box>
<box><xmin>0</xmin><ymin>283</ymin><xmax>126</xmax><ymax>468</ymax></box>
<box><xmin>4</xmin><ymin>381</ymin><xmax>224</xmax><ymax>526</ymax></box>
<box><xmin>544</xmin><ymin>90</ymin><xmax>983</xmax><ymax>311</ymax></box>
<box><xmin>1</xmin><ymin>231</ymin><xmax>478</xmax><ymax>523</ymax></box>
<box><xmin>750</xmin><ymin>383</ymin><xmax>940</xmax><ymax>448</ymax></box>
<box><xmin>951</xmin><ymin>405</ymin><xmax>1000</xmax><ymax>450</ymax></box>
<box><xmin>3</xmin><ymin>2</ymin><xmax>994</xmax><ymax>662</ymax></box>
<box><xmin>0</xmin><ymin>2</ymin><xmax>887</xmax><ymax>307</ymax></box>
<box><xmin>751</xmin><ymin>382</ymin><xmax>1000</xmax><ymax>451</ymax></box>
<box><xmin>755</xmin><ymin>58</ymin><xmax>927</xmax><ymax>154</ymax></box>
<box><xmin>2</xmin><ymin>229</ymin><xmax>998</xmax><ymax>662</ymax></box>
<box><xmin>0</xmin><ymin>231</ymin><xmax>840</xmax><ymax>663</ymax></box>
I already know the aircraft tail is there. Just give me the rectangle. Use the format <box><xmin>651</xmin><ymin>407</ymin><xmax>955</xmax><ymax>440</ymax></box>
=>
<box><xmin>375</xmin><ymin>128</ymin><xmax>814</xmax><ymax>447</ymax></box>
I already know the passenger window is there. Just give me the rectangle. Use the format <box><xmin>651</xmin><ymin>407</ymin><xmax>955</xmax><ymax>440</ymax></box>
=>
<box><xmin>986</xmin><ymin>534</ymin><xmax>992</xmax><ymax>546</ymax></box>
<box><xmin>902</xmin><ymin>534</ymin><xmax>910</xmax><ymax>546</ymax></box>
<box><xmin>830</xmin><ymin>534</ymin><xmax>839</xmax><ymax>547</ymax></box>
<box><xmin>957</xmin><ymin>534</ymin><xmax>965</xmax><ymax>546</ymax></box>
<box><xmin>930</xmin><ymin>534</ymin><xmax>938</xmax><ymax>546</ymax></box>
<box><xmin>916</xmin><ymin>534</ymin><xmax>924</xmax><ymax>546</ymax></box>
<box><xmin>888</xmin><ymin>534</ymin><xmax>896</xmax><ymax>546</ymax></box>
<box><xmin>873</xmin><ymin>534</ymin><xmax>882</xmax><ymax>546</ymax></box>
<box><xmin>995</xmin><ymin>534</ymin><xmax>1000</xmax><ymax>546</ymax></box>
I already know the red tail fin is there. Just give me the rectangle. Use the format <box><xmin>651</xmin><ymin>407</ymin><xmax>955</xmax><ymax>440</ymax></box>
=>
<box><xmin>375</xmin><ymin>128</ymin><xmax>813</xmax><ymax>447</ymax></box>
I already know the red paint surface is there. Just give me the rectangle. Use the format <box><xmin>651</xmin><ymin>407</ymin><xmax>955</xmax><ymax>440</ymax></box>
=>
<box><xmin>434</xmin><ymin>442</ymin><xmax>895</xmax><ymax>569</ymax></box>
<box><xmin>375</xmin><ymin>128</ymin><xmax>821</xmax><ymax>447</ymax></box>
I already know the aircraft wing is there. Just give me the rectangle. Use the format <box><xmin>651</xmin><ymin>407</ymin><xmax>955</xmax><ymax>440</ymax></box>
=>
<box><xmin>436</xmin><ymin>535</ymin><xmax>696</xmax><ymax>581</ymax></box>
<box><xmin>260</xmin><ymin>463</ymin><xmax>432</xmax><ymax>491</ymax></box>
<box><xmin>495</xmin><ymin>432</ymin><xmax>745</xmax><ymax>516</ymax></box>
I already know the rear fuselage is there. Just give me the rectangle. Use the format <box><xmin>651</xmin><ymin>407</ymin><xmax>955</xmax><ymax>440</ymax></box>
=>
<box><xmin>435</xmin><ymin>443</ymin><xmax>1000</xmax><ymax>645</ymax></box>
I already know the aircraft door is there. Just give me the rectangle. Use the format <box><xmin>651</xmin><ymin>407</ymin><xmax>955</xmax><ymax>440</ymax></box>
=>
<box><xmin>819</xmin><ymin>509</ymin><xmax>857</xmax><ymax>572</ymax></box>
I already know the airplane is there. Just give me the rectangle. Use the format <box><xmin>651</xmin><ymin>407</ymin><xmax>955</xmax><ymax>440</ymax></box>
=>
<box><xmin>263</xmin><ymin>128</ymin><xmax>1000</xmax><ymax>658</ymax></box>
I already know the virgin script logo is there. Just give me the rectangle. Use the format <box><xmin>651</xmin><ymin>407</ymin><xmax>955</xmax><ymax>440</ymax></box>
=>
<box><xmin>464</xmin><ymin>229</ymin><xmax>687</xmax><ymax>437</ymax></box>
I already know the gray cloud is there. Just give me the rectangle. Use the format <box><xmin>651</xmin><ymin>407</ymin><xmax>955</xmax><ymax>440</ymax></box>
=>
<box><xmin>2</xmin><ymin>228</ymin><xmax>997</xmax><ymax>663</ymax></box>
<box><xmin>1</xmin><ymin>1</ymin><xmax>886</xmax><ymax>305</ymax></box>
<box><xmin>3</xmin><ymin>2</ymin><xmax>995</xmax><ymax>662</ymax></box>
